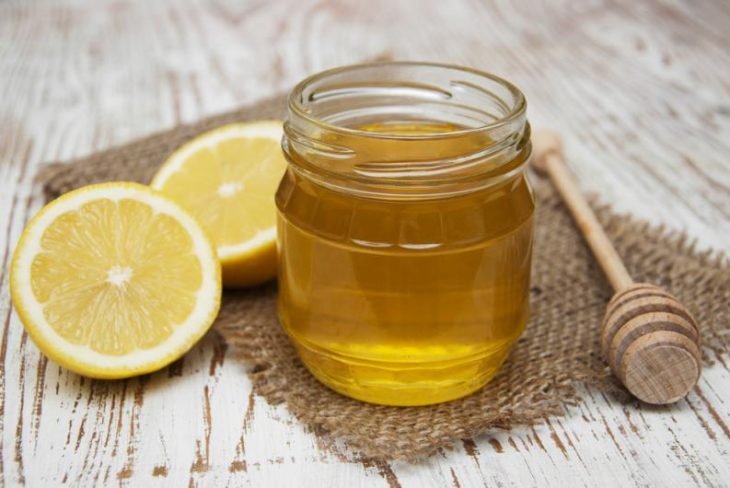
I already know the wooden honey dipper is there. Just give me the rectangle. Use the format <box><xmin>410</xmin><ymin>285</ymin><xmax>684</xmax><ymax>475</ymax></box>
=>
<box><xmin>531</xmin><ymin>129</ymin><xmax>701</xmax><ymax>405</ymax></box>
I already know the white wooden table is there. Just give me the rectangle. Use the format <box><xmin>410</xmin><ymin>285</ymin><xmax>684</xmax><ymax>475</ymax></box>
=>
<box><xmin>2</xmin><ymin>1</ymin><xmax>729</xmax><ymax>486</ymax></box>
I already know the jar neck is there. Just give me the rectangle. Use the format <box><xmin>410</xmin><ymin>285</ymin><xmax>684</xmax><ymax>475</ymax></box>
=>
<box><xmin>282</xmin><ymin>62</ymin><xmax>531</xmax><ymax>199</ymax></box>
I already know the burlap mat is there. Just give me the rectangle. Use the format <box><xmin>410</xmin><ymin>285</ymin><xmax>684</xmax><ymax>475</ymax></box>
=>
<box><xmin>36</xmin><ymin>94</ymin><xmax>730</xmax><ymax>461</ymax></box>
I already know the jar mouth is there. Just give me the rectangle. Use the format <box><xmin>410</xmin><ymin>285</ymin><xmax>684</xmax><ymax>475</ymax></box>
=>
<box><xmin>288</xmin><ymin>61</ymin><xmax>527</xmax><ymax>140</ymax></box>
<box><xmin>284</xmin><ymin>61</ymin><xmax>531</xmax><ymax>198</ymax></box>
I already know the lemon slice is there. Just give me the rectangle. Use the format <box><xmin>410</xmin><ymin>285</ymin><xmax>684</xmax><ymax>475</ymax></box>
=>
<box><xmin>151</xmin><ymin>121</ymin><xmax>286</xmax><ymax>287</ymax></box>
<box><xmin>10</xmin><ymin>182</ymin><xmax>221</xmax><ymax>379</ymax></box>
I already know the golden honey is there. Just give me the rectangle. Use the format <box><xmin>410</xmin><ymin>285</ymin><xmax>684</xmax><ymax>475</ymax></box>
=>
<box><xmin>276</xmin><ymin>63</ymin><xmax>533</xmax><ymax>405</ymax></box>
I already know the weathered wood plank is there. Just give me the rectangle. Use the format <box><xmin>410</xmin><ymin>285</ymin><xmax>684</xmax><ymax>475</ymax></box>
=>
<box><xmin>1</xmin><ymin>0</ymin><xmax>728</xmax><ymax>486</ymax></box>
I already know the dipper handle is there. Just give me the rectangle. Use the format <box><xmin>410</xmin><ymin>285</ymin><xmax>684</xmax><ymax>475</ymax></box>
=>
<box><xmin>531</xmin><ymin>130</ymin><xmax>633</xmax><ymax>292</ymax></box>
<box><xmin>531</xmin><ymin>130</ymin><xmax>701</xmax><ymax>404</ymax></box>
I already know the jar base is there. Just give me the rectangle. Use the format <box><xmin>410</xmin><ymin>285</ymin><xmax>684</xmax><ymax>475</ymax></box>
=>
<box><xmin>293</xmin><ymin>339</ymin><xmax>517</xmax><ymax>406</ymax></box>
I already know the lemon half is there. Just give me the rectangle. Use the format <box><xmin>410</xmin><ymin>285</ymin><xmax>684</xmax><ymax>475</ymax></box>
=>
<box><xmin>151</xmin><ymin>121</ymin><xmax>287</xmax><ymax>287</ymax></box>
<box><xmin>10</xmin><ymin>182</ymin><xmax>221</xmax><ymax>379</ymax></box>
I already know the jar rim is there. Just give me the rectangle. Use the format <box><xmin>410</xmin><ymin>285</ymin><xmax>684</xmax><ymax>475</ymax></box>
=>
<box><xmin>287</xmin><ymin>61</ymin><xmax>527</xmax><ymax>140</ymax></box>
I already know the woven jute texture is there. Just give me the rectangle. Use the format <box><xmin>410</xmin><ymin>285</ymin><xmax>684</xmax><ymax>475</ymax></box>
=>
<box><xmin>37</xmin><ymin>93</ymin><xmax>730</xmax><ymax>461</ymax></box>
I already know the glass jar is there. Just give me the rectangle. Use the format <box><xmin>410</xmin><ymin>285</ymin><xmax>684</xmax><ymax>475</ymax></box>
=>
<box><xmin>276</xmin><ymin>62</ymin><xmax>533</xmax><ymax>406</ymax></box>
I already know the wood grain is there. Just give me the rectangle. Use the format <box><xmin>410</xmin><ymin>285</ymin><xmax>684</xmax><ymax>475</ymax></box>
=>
<box><xmin>1</xmin><ymin>0</ymin><xmax>729</xmax><ymax>486</ymax></box>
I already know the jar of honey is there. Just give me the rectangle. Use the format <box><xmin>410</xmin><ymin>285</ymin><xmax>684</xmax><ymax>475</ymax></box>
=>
<box><xmin>276</xmin><ymin>62</ymin><xmax>533</xmax><ymax>406</ymax></box>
